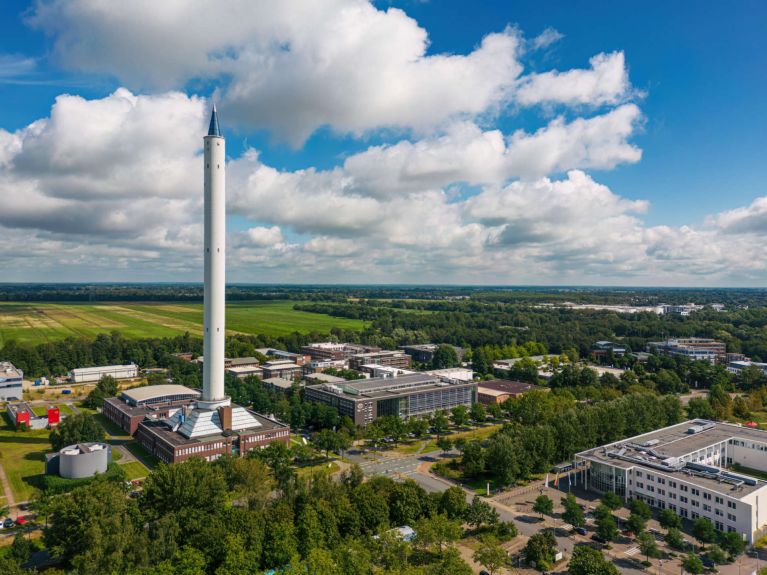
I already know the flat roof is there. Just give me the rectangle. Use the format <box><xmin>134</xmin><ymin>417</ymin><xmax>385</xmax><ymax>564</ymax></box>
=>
<box><xmin>477</xmin><ymin>379</ymin><xmax>543</xmax><ymax>394</ymax></box>
<box><xmin>71</xmin><ymin>364</ymin><xmax>136</xmax><ymax>374</ymax></box>
<box><xmin>303</xmin><ymin>373</ymin><xmax>346</xmax><ymax>383</ymax></box>
<box><xmin>578</xmin><ymin>420</ymin><xmax>767</xmax><ymax>498</ymax></box>
<box><xmin>121</xmin><ymin>384</ymin><xmax>200</xmax><ymax>404</ymax></box>
<box><xmin>307</xmin><ymin>373</ymin><xmax>476</xmax><ymax>401</ymax></box>
<box><xmin>263</xmin><ymin>377</ymin><xmax>294</xmax><ymax>389</ymax></box>
<box><xmin>226</xmin><ymin>366</ymin><xmax>263</xmax><ymax>374</ymax></box>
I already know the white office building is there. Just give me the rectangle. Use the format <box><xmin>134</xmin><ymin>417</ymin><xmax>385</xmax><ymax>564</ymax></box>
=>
<box><xmin>575</xmin><ymin>420</ymin><xmax>767</xmax><ymax>542</ymax></box>
<box><xmin>0</xmin><ymin>361</ymin><xmax>23</xmax><ymax>400</ymax></box>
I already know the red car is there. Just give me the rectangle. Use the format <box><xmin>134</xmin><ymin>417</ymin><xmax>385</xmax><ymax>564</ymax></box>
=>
<box><xmin>15</xmin><ymin>516</ymin><xmax>27</xmax><ymax>526</ymax></box>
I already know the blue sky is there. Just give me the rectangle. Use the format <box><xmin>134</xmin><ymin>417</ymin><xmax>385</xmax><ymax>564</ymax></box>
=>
<box><xmin>0</xmin><ymin>1</ymin><xmax>765</xmax><ymax>285</ymax></box>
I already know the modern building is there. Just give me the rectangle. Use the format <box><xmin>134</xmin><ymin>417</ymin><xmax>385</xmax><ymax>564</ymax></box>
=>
<box><xmin>575</xmin><ymin>419</ymin><xmax>767</xmax><ymax>542</ymax></box>
<box><xmin>6</xmin><ymin>402</ymin><xmax>60</xmax><ymax>429</ymax></box>
<box><xmin>348</xmin><ymin>350</ymin><xmax>412</xmax><ymax>371</ymax></box>
<box><xmin>661</xmin><ymin>304</ymin><xmax>704</xmax><ymax>316</ymax></box>
<box><xmin>226</xmin><ymin>365</ymin><xmax>264</xmax><ymax>379</ymax></box>
<box><xmin>261</xmin><ymin>360</ymin><xmax>302</xmax><ymax>380</ymax></box>
<box><xmin>103</xmin><ymin>385</ymin><xmax>202</xmax><ymax>434</ymax></box>
<box><xmin>592</xmin><ymin>341</ymin><xmax>627</xmax><ymax>360</ymax></box>
<box><xmin>301</xmin><ymin>342</ymin><xmax>380</xmax><ymax>362</ymax></box>
<box><xmin>303</xmin><ymin>372</ymin><xmax>346</xmax><ymax>385</ymax></box>
<box><xmin>46</xmin><ymin>442</ymin><xmax>111</xmax><ymax>479</ymax></box>
<box><xmin>727</xmin><ymin>361</ymin><xmax>767</xmax><ymax>377</ymax></box>
<box><xmin>304</xmin><ymin>373</ymin><xmax>476</xmax><ymax>426</ymax></box>
<box><xmin>0</xmin><ymin>361</ymin><xmax>23</xmax><ymax>401</ymax></box>
<box><xmin>647</xmin><ymin>338</ymin><xmax>726</xmax><ymax>363</ymax></box>
<box><xmin>255</xmin><ymin>348</ymin><xmax>309</xmax><ymax>365</ymax></box>
<box><xmin>262</xmin><ymin>377</ymin><xmax>296</xmax><ymax>393</ymax></box>
<box><xmin>69</xmin><ymin>363</ymin><xmax>139</xmax><ymax>383</ymax></box>
<box><xmin>425</xmin><ymin>367</ymin><xmax>474</xmax><ymax>384</ymax></box>
<box><xmin>399</xmin><ymin>344</ymin><xmax>440</xmax><ymax>364</ymax></box>
<box><xmin>358</xmin><ymin>364</ymin><xmax>416</xmax><ymax>379</ymax></box>
<box><xmin>103</xmin><ymin>108</ymin><xmax>289</xmax><ymax>463</ymax></box>
<box><xmin>476</xmin><ymin>379</ymin><xmax>545</xmax><ymax>404</ymax></box>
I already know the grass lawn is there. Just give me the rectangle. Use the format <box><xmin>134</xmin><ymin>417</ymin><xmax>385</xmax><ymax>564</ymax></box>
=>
<box><xmin>0</xmin><ymin>423</ymin><xmax>51</xmax><ymax>502</ymax></box>
<box><xmin>31</xmin><ymin>405</ymin><xmax>48</xmax><ymax>417</ymax></box>
<box><xmin>119</xmin><ymin>461</ymin><xmax>149</xmax><ymax>481</ymax></box>
<box><xmin>0</xmin><ymin>300</ymin><xmax>365</xmax><ymax>346</ymax></box>
<box><xmin>58</xmin><ymin>404</ymin><xmax>74</xmax><ymax>415</ymax></box>
<box><xmin>394</xmin><ymin>424</ymin><xmax>504</xmax><ymax>455</ymax></box>
<box><xmin>297</xmin><ymin>460</ymin><xmax>340</xmax><ymax>477</ymax></box>
<box><xmin>74</xmin><ymin>402</ymin><xmax>96</xmax><ymax>416</ymax></box>
<box><xmin>93</xmin><ymin>413</ymin><xmax>131</xmax><ymax>440</ymax></box>
<box><xmin>125</xmin><ymin>442</ymin><xmax>160</xmax><ymax>469</ymax></box>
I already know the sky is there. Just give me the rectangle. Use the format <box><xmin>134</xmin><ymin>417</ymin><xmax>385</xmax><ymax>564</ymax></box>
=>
<box><xmin>0</xmin><ymin>0</ymin><xmax>765</xmax><ymax>286</ymax></box>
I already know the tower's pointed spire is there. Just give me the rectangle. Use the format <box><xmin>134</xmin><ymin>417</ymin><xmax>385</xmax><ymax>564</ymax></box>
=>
<box><xmin>207</xmin><ymin>103</ymin><xmax>221</xmax><ymax>137</ymax></box>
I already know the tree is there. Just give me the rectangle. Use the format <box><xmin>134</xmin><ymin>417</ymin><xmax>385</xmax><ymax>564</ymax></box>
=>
<box><xmin>626</xmin><ymin>512</ymin><xmax>647</xmax><ymax>535</ymax></box>
<box><xmin>431</xmin><ymin>345</ymin><xmax>459</xmax><ymax>369</ymax></box>
<box><xmin>437</xmin><ymin>436</ymin><xmax>453</xmax><ymax>454</ymax></box>
<box><xmin>629</xmin><ymin>498</ymin><xmax>652</xmax><ymax>520</ymax></box>
<box><xmin>466</xmin><ymin>496</ymin><xmax>498</xmax><ymax>531</ymax></box>
<box><xmin>220</xmin><ymin>456</ymin><xmax>272</xmax><ymax>510</ymax></box>
<box><xmin>407</xmin><ymin>417</ymin><xmax>429</xmax><ymax>438</ymax></box>
<box><xmin>10</xmin><ymin>531</ymin><xmax>32</xmax><ymax>563</ymax></box>
<box><xmin>485</xmin><ymin>434</ymin><xmax>518</xmax><ymax>486</ymax></box>
<box><xmin>430</xmin><ymin>411</ymin><xmax>450</xmax><ymax>437</ymax></box>
<box><xmin>665</xmin><ymin>527</ymin><xmax>685</xmax><ymax>550</ymax></box>
<box><xmin>596</xmin><ymin>513</ymin><xmax>619</xmax><ymax>543</ymax></box>
<box><xmin>601</xmin><ymin>491</ymin><xmax>622</xmax><ymax>510</ymax></box>
<box><xmin>718</xmin><ymin>531</ymin><xmax>746</xmax><ymax>557</ymax></box>
<box><xmin>533</xmin><ymin>495</ymin><xmax>554</xmax><ymax>519</ymax></box>
<box><xmin>49</xmin><ymin>412</ymin><xmax>105</xmax><ymax>451</ymax></box>
<box><xmin>705</xmin><ymin>544</ymin><xmax>728</xmax><ymax>565</ymax></box>
<box><xmin>637</xmin><ymin>532</ymin><xmax>659</xmax><ymax>562</ymax></box>
<box><xmin>593</xmin><ymin>504</ymin><xmax>612</xmax><ymax>522</ymax></box>
<box><xmin>692</xmin><ymin>517</ymin><xmax>717</xmax><ymax>545</ymax></box>
<box><xmin>439</xmin><ymin>486</ymin><xmax>468</xmax><ymax>520</ymax></box>
<box><xmin>561</xmin><ymin>493</ymin><xmax>585</xmax><ymax>527</ymax></box>
<box><xmin>524</xmin><ymin>531</ymin><xmax>557</xmax><ymax>570</ymax></box>
<box><xmin>314</xmin><ymin>428</ymin><xmax>340</xmax><ymax>460</ymax></box>
<box><xmin>682</xmin><ymin>553</ymin><xmax>704</xmax><ymax>575</ymax></box>
<box><xmin>142</xmin><ymin>458</ymin><xmax>228</xmax><ymax>519</ymax></box>
<box><xmin>85</xmin><ymin>374</ymin><xmax>118</xmax><ymax>409</ymax></box>
<box><xmin>450</xmin><ymin>405</ymin><xmax>470</xmax><ymax>428</ymax></box>
<box><xmin>461</xmin><ymin>440</ymin><xmax>485</xmax><ymax>478</ymax></box>
<box><xmin>470</xmin><ymin>402</ymin><xmax>486</xmax><ymax>425</ymax></box>
<box><xmin>414</xmin><ymin>513</ymin><xmax>462</xmax><ymax>552</ymax></box>
<box><xmin>429</xmin><ymin>546</ymin><xmax>473</xmax><ymax>575</ymax></box>
<box><xmin>473</xmin><ymin>535</ymin><xmax>508</xmax><ymax>575</ymax></box>
<box><xmin>568</xmin><ymin>545</ymin><xmax>620</xmax><ymax>575</ymax></box>
<box><xmin>304</xmin><ymin>548</ymin><xmax>339</xmax><ymax>575</ymax></box>
<box><xmin>658</xmin><ymin>508</ymin><xmax>682</xmax><ymax>529</ymax></box>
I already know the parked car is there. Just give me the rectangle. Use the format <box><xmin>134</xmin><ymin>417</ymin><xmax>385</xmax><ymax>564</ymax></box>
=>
<box><xmin>591</xmin><ymin>533</ymin><xmax>607</xmax><ymax>544</ymax></box>
<box><xmin>574</xmin><ymin>526</ymin><xmax>588</xmax><ymax>536</ymax></box>
<box><xmin>4</xmin><ymin>518</ymin><xmax>16</xmax><ymax>528</ymax></box>
<box><xmin>747</xmin><ymin>549</ymin><xmax>759</xmax><ymax>558</ymax></box>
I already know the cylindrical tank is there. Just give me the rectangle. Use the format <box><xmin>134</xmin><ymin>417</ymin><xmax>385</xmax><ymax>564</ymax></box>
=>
<box><xmin>59</xmin><ymin>442</ymin><xmax>110</xmax><ymax>479</ymax></box>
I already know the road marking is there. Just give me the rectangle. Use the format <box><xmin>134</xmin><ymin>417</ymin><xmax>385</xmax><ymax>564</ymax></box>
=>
<box><xmin>624</xmin><ymin>546</ymin><xmax>640</xmax><ymax>556</ymax></box>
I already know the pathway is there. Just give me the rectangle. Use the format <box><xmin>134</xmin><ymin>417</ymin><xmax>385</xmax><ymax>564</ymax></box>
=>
<box><xmin>0</xmin><ymin>462</ymin><xmax>16</xmax><ymax>515</ymax></box>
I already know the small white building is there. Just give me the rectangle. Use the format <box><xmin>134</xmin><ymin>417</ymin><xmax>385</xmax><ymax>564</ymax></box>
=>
<box><xmin>69</xmin><ymin>364</ymin><xmax>138</xmax><ymax>383</ymax></box>
<box><xmin>575</xmin><ymin>419</ymin><xmax>767</xmax><ymax>543</ymax></box>
<box><xmin>425</xmin><ymin>367</ymin><xmax>474</xmax><ymax>383</ymax></box>
<box><xmin>728</xmin><ymin>361</ymin><xmax>767</xmax><ymax>376</ymax></box>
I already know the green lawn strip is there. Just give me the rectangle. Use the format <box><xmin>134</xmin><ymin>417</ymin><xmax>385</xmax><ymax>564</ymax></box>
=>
<box><xmin>119</xmin><ymin>461</ymin><xmax>150</xmax><ymax>481</ymax></box>
<box><xmin>75</xmin><ymin>403</ymin><xmax>96</xmax><ymax>416</ymax></box>
<box><xmin>58</xmin><ymin>404</ymin><xmax>73</xmax><ymax>415</ymax></box>
<box><xmin>0</xmin><ymin>424</ymin><xmax>51</xmax><ymax>502</ymax></box>
<box><xmin>93</xmin><ymin>413</ymin><xmax>131</xmax><ymax>440</ymax></box>
<box><xmin>125</xmin><ymin>442</ymin><xmax>160</xmax><ymax>469</ymax></box>
<box><xmin>31</xmin><ymin>405</ymin><xmax>48</xmax><ymax>417</ymax></box>
<box><xmin>397</xmin><ymin>424</ymin><xmax>503</xmax><ymax>454</ymax></box>
<box><xmin>296</xmin><ymin>460</ymin><xmax>339</xmax><ymax>478</ymax></box>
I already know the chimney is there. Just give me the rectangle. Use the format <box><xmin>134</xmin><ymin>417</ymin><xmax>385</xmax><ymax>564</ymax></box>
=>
<box><xmin>218</xmin><ymin>405</ymin><xmax>232</xmax><ymax>432</ymax></box>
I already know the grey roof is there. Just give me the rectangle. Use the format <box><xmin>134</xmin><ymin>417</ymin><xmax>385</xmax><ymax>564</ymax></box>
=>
<box><xmin>207</xmin><ymin>104</ymin><xmax>221</xmax><ymax>137</ymax></box>
<box><xmin>121</xmin><ymin>384</ymin><xmax>200</xmax><ymax>404</ymax></box>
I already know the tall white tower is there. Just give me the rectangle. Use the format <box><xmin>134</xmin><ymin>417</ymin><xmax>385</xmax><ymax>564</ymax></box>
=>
<box><xmin>199</xmin><ymin>105</ymin><xmax>230</xmax><ymax>410</ymax></box>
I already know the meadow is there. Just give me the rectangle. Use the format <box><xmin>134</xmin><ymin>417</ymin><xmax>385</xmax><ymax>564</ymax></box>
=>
<box><xmin>0</xmin><ymin>300</ymin><xmax>365</xmax><ymax>347</ymax></box>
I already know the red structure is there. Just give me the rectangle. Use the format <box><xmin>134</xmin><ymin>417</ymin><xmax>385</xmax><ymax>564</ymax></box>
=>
<box><xmin>47</xmin><ymin>406</ymin><xmax>60</xmax><ymax>426</ymax></box>
<box><xmin>14</xmin><ymin>409</ymin><xmax>30</xmax><ymax>428</ymax></box>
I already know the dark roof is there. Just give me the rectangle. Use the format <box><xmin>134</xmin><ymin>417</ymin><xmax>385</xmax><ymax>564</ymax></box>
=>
<box><xmin>207</xmin><ymin>105</ymin><xmax>221</xmax><ymax>137</ymax></box>
<box><xmin>477</xmin><ymin>379</ymin><xmax>542</xmax><ymax>394</ymax></box>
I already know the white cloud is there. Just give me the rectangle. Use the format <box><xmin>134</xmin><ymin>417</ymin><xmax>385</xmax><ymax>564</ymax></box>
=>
<box><xmin>246</xmin><ymin>226</ymin><xmax>284</xmax><ymax>247</ymax></box>
<box><xmin>530</xmin><ymin>28</ymin><xmax>564</xmax><ymax>51</ymax></box>
<box><xmin>28</xmin><ymin>1</ymin><xmax>635</xmax><ymax>144</ymax></box>
<box><xmin>516</xmin><ymin>52</ymin><xmax>630</xmax><ymax>107</ymax></box>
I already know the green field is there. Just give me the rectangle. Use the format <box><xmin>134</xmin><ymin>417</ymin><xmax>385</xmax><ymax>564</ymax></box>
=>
<box><xmin>0</xmin><ymin>424</ymin><xmax>49</xmax><ymax>502</ymax></box>
<box><xmin>0</xmin><ymin>301</ymin><xmax>365</xmax><ymax>346</ymax></box>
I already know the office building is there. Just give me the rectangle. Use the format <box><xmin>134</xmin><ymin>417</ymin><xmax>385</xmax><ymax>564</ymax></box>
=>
<box><xmin>575</xmin><ymin>419</ymin><xmax>767</xmax><ymax>542</ymax></box>
<box><xmin>0</xmin><ymin>361</ymin><xmax>23</xmax><ymax>400</ymax></box>
<box><xmin>348</xmin><ymin>350</ymin><xmax>412</xmax><ymax>371</ymax></box>
<box><xmin>226</xmin><ymin>365</ymin><xmax>264</xmax><ymax>379</ymax></box>
<box><xmin>425</xmin><ymin>367</ymin><xmax>474</xmax><ymax>384</ymax></box>
<box><xmin>728</xmin><ymin>361</ymin><xmax>767</xmax><ymax>377</ymax></box>
<box><xmin>476</xmin><ymin>379</ymin><xmax>545</xmax><ymax>404</ymax></box>
<box><xmin>646</xmin><ymin>338</ymin><xmax>726</xmax><ymax>363</ymax></box>
<box><xmin>304</xmin><ymin>373</ymin><xmax>476</xmax><ymax>426</ymax></box>
<box><xmin>261</xmin><ymin>360</ymin><xmax>302</xmax><ymax>380</ymax></box>
<box><xmin>301</xmin><ymin>342</ymin><xmax>381</xmax><ymax>362</ymax></box>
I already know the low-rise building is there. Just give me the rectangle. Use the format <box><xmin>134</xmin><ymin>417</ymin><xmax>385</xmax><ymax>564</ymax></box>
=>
<box><xmin>647</xmin><ymin>338</ymin><xmax>726</xmax><ymax>363</ymax></box>
<box><xmin>358</xmin><ymin>364</ymin><xmax>416</xmax><ymax>378</ymax></box>
<box><xmin>303</xmin><ymin>372</ymin><xmax>346</xmax><ymax>385</ymax></box>
<box><xmin>6</xmin><ymin>402</ymin><xmax>60</xmax><ymax>429</ymax></box>
<box><xmin>301</xmin><ymin>342</ymin><xmax>380</xmax><ymax>362</ymax></box>
<box><xmin>226</xmin><ymin>365</ymin><xmax>264</xmax><ymax>379</ymax></box>
<box><xmin>302</xmin><ymin>359</ymin><xmax>347</xmax><ymax>374</ymax></box>
<box><xmin>425</xmin><ymin>367</ymin><xmax>474</xmax><ymax>384</ymax></box>
<box><xmin>575</xmin><ymin>419</ymin><xmax>767</xmax><ymax>543</ymax></box>
<box><xmin>46</xmin><ymin>442</ymin><xmax>111</xmax><ymax>479</ymax></box>
<box><xmin>69</xmin><ymin>363</ymin><xmax>139</xmax><ymax>383</ymax></box>
<box><xmin>263</xmin><ymin>377</ymin><xmax>296</xmax><ymax>393</ymax></box>
<box><xmin>261</xmin><ymin>360</ymin><xmax>302</xmax><ymax>380</ymax></box>
<box><xmin>476</xmin><ymin>379</ymin><xmax>545</xmax><ymax>404</ymax></box>
<box><xmin>304</xmin><ymin>373</ymin><xmax>476</xmax><ymax>426</ymax></box>
<box><xmin>348</xmin><ymin>350</ymin><xmax>412</xmax><ymax>371</ymax></box>
<box><xmin>0</xmin><ymin>361</ymin><xmax>23</xmax><ymax>401</ymax></box>
<box><xmin>592</xmin><ymin>341</ymin><xmax>627</xmax><ymax>359</ymax></box>
<box><xmin>727</xmin><ymin>361</ymin><xmax>767</xmax><ymax>376</ymax></box>
<box><xmin>255</xmin><ymin>348</ymin><xmax>310</xmax><ymax>366</ymax></box>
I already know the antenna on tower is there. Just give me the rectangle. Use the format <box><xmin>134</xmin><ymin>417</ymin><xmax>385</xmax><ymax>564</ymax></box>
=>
<box><xmin>207</xmin><ymin>103</ymin><xmax>221</xmax><ymax>137</ymax></box>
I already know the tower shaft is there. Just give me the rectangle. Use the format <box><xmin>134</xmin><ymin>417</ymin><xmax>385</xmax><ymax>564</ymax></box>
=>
<box><xmin>200</xmin><ymin>127</ymin><xmax>229</xmax><ymax>409</ymax></box>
